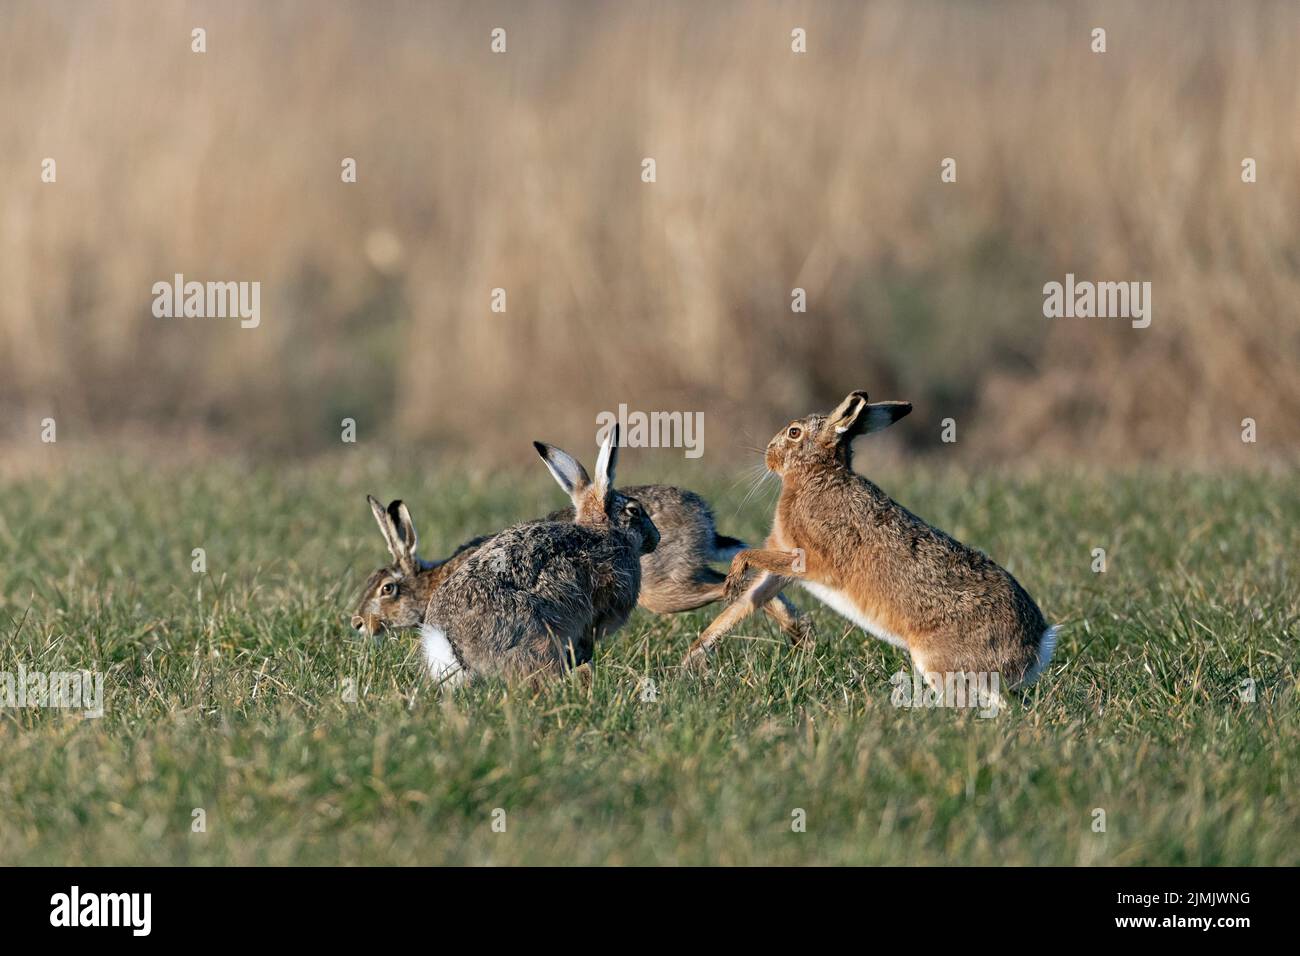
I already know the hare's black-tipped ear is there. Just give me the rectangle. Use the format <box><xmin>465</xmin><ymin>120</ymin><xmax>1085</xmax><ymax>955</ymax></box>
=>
<box><xmin>369</xmin><ymin>495</ymin><xmax>416</xmax><ymax>572</ymax></box>
<box><xmin>822</xmin><ymin>391</ymin><xmax>911</xmax><ymax>442</ymax></box>
<box><xmin>593</xmin><ymin>425</ymin><xmax>619</xmax><ymax>500</ymax></box>
<box><xmin>533</xmin><ymin>441</ymin><xmax>591</xmax><ymax>502</ymax></box>
<box><xmin>387</xmin><ymin>500</ymin><xmax>418</xmax><ymax>566</ymax></box>
<box><xmin>861</xmin><ymin>401</ymin><xmax>912</xmax><ymax>434</ymax></box>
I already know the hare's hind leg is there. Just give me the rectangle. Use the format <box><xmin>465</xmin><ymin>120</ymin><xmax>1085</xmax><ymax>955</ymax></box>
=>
<box><xmin>910</xmin><ymin>648</ymin><xmax>1008</xmax><ymax>716</ymax></box>
<box><xmin>639</xmin><ymin>568</ymin><xmax>726</xmax><ymax>614</ymax></box>
<box><xmin>682</xmin><ymin>570</ymin><xmax>787</xmax><ymax>668</ymax></box>
<box><xmin>763</xmin><ymin>593</ymin><xmax>813</xmax><ymax>647</ymax></box>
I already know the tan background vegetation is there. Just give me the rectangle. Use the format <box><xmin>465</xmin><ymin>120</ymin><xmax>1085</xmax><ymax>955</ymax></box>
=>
<box><xmin>2</xmin><ymin>0</ymin><xmax>1297</xmax><ymax>464</ymax></box>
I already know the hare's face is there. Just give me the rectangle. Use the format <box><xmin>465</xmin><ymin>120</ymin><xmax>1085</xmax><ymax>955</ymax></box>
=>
<box><xmin>765</xmin><ymin>414</ymin><xmax>829</xmax><ymax>476</ymax></box>
<box><xmin>766</xmin><ymin>393</ymin><xmax>913</xmax><ymax>475</ymax></box>
<box><xmin>351</xmin><ymin>566</ymin><xmax>426</xmax><ymax>637</ymax></box>
<box><xmin>610</xmin><ymin>492</ymin><xmax>661</xmax><ymax>555</ymax></box>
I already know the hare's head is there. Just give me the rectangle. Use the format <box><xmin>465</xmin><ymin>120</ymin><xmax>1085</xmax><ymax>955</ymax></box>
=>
<box><xmin>533</xmin><ymin>426</ymin><xmax>660</xmax><ymax>555</ymax></box>
<box><xmin>765</xmin><ymin>390</ymin><xmax>912</xmax><ymax>476</ymax></box>
<box><xmin>351</xmin><ymin>495</ymin><xmax>431</xmax><ymax>637</ymax></box>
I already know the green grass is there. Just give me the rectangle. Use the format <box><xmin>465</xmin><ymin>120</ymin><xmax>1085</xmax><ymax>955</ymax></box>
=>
<box><xmin>0</xmin><ymin>458</ymin><xmax>1296</xmax><ymax>865</ymax></box>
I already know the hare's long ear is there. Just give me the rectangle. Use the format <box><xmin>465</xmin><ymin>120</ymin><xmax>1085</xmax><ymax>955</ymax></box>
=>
<box><xmin>368</xmin><ymin>494</ymin><xmax>402</xmax><ymax>555</ymax></box>
<box><xmin>821</xmin><ymin>390</ymin><xmax>911</xmax><ymax>443</ymax></box>
<box><xmin>533</xmin><ymin>441</ymin><xmax>591</xmax><ymax>505</ymax></box>
<box><xmin>592</xmin><ymin>425</ymin><xmax>619</xmax><ymax>502</ymax></box>
<box><xmin>368</xmin><ymin>495</ymin><xmax>417</xmax><ymax>573</ymax></box>
<box><xmin>861</xmin><ymin>401</ymin><xmax>913</xmax><ymax>434</ymax></box>
<box><xmin>386</xmin><ymin>500</ymin><xmax>419</xmax><ymax>571</ymax></box>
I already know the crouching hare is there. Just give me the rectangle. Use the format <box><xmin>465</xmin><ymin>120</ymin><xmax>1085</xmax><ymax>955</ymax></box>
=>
<box><xmin>422</xmin><ymin>427</ymin><xmax>659</xmax><ymax>687</ymax></box>
<box><xmin>352</xmin><ymin>471</ymin><xmax>805</xmax><ymax>652</ymax></box>
<box><xmin>351</xmin><ymin>497</ymin><xmax>490</xmax><ymax>639</ymax></box>
<box><xmin>684</xmin><ymin>390</ymin><xmax>1057</xmax><ymax>694</ymax></box>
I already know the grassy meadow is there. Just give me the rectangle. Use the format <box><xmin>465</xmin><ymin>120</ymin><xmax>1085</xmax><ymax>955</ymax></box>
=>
<box><xmin>3</xmin><ymin>0</ymin><xmax>1299</xmax><ymax>462</ymax></box>
<box><xmin>3</xmin><ymin>0</ymin><xmax>1297</xmax><ymax>870</ymax></box>
<box><xmin>0</xmin><ymin>457</ymin><xmax>1295</xmax><ymax>865</ymax></box>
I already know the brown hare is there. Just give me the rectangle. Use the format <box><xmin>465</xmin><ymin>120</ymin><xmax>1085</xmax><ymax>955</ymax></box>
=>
<box><xmin>350</xmin><ymin>496</ymin><xmax>490</xmax><ymax>639</ymax></box>
<box><xmin>683</xmin><ymin>390</ymin><xmax>1057</xmax><ymax>694</ymax></box>
<box><xmin>539</xmin><ymin>470</ymin><xmax>808</xmax><ymax>643</ymax></box>
<box><xmin>352</xmin><ymin>453</ymin><xmax>808</xmax><ymax>649</ymax></box>
<box><xmin>421</xmin><ymin>427</ymin><xmax>659</xmax><ymax>686</ymax></box>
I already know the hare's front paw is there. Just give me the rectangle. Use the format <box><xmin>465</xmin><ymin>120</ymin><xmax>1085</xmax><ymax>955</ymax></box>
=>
<box><xmin>723</xmin><ymin>566</ymin><xmax>751</xmax><ymax>603</ymax></box>
<box><xmin>680</xmin><ymin>644</ymin><xmax>712</xmax><ymax>673</ymax></box>
<box><xmin>572</xmin><ymin>661</ymin><xmax>595</xmax><ymax>692</ymax></box>
<box><xmin>788</xmin><ymin>615</ymin><xmax>816</xmax><ymax>648</ymax></box>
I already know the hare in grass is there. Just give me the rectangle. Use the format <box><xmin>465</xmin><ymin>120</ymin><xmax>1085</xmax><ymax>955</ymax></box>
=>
<box><xmin>350</xmin><ymin>496</ymin><xmax>491</xmax><ymax>640</ymax></box>
<box><xmin>539</xmin><ymin>469</ymin><xmax>809</xmax><ymax>644</ymax></box>
<box><xmin>683</xmin><ymin>390</ymin><xmax>1057</xmax><ymax>694</ymax></box>
<box><xmin>420</xmin><ymin>427</ymin><xmax>659</xmax><ymax>686</ymax></box>
<box><xmin>352</xmin><ymin>445</ymin><xmax>808</xmax><ymax>654</ymax></box>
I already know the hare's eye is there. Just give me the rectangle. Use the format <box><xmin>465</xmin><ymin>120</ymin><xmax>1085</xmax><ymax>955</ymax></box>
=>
<box><xmin>625</xmin><ymin>502</ymin><xmax>642</xmax><ymax>516</ymax></box>
<box><xmin>381</xmin><ymin>582</ymin><xmax>396</xmax><ymax>596</ymax></box>
<box><xmin>787</xmin><ymin>426</ymin><xmax>802</xmax><ymax>440</ymax></box>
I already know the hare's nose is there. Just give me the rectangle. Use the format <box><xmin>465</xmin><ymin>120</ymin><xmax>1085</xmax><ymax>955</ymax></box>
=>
<box><xmin>350</xmin><ymin>615</ymin><xmax>366</xmax><ymax>632</ymax></box>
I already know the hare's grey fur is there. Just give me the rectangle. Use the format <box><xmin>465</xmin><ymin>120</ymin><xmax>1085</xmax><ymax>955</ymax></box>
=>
<box><xmin>546</xmin><ymin>484</ymin><xmax>808</xmax><ymax>642</ymax></box>
<box><xmin>422</xmin><ymin>427</ymin><xmax>659</xmax><ymax>685</ymax></box>
<box><xmin>352</xmin><ymin>473</ymin><xmax>806</xmax><ymax>653</ymax></box>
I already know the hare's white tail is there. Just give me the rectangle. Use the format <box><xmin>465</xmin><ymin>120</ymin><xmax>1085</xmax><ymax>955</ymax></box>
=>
<box><xmin>421</xmin><ymin>623</ymin><xmax>467</xmax><ymax>687</ymax></box>
<box><xmin>1021</xmin><ymin>625</ymin><xmax>1059</xmax><ymax>686</ymax></box>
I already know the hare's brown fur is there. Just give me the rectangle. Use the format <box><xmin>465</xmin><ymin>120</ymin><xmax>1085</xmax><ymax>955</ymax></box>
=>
<box><xmin>351</xmin><ymin>541</ymin><xmax>487</xmax><ymax>637</ymax></box>
<box><xmin>351</xmin><ymin>495</ymin><xmax>491</xmax><ymax>639</ymax></box>
<box><xmin>762</xmin><ymin>466</ymin><xmax>1047</xmax><ymax>682</ymax></box>
<box><xmin>686</xmin><ymin>391</ymin><xmax>1055</xmax><ymax>690</ymax></box>
<box><xmin>352</xmin><ymin>483</ymin><xmax>806</xmax><ymax>649</ymax></box>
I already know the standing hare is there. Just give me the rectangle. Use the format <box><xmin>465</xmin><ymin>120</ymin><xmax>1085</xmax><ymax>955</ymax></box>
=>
<box><xmin>683</xmin><ymin>390</ymin><xmax>1057</xmax><ymax>693</ymax></box>
<box><xmin>421</xmin><ymin>427</ymin><xmax>659</xmax><ymax>686</ymax></box>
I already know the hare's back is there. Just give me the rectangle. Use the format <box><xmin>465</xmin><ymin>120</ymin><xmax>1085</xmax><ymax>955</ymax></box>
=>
<box><xmin>447</xmin><ymin>522</ymin><xmax>597</xmax><ymax>594</ymax></box>
<box><xmin>826</xmin><ymin>475</ymin><xmax>1047</xmax><ymax>633</ymax></box>
<box><xmin>425</xmin><ymin>522</ymin><xmax>599</xmax><ymax>661</ymax></box>
<box><xmin>625</xmin><ymin>484</ymin><xmax>722</xmax><ymax>576</ymax></box>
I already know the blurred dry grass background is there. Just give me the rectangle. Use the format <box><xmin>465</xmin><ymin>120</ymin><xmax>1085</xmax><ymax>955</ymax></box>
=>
<box><xmin>2</xmin><ymin>0</ymin><xmax>1297</xmax><ymax>463</ymax></box>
